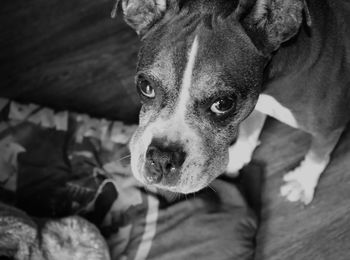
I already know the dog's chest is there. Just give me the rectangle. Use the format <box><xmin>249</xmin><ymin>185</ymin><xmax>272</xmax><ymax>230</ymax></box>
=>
<box><xmin>255</xmin><ymin>94</ymin><xmax>298</xmax><ymax>128</ymax></box>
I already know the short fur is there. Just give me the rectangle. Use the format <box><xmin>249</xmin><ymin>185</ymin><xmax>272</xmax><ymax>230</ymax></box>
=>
<box><xmin>119</xmin><ymin>0</ymin><xmax>350</xmax><ymax>202</ymax></box>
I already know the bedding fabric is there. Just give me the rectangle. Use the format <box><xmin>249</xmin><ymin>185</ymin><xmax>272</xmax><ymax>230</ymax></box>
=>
<box><xmin>0</xmin><ymin>98</ymin><xmax>257</xmax><ymax>260</ymax></box>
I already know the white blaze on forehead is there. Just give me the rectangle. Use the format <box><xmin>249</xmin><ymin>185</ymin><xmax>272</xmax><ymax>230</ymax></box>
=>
<box><xmin>173</xmin><ymin>35</ymin><xmax>199</xmax><ymax>121</ymax></box>
<box><xmin>130</xmin><ymin>35</ymin><xmax>204</xmax><ymax>193</ymax></box>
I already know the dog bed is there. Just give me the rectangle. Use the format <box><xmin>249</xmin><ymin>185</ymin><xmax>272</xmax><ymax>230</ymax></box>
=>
<box><xmin>0</xmin><ymin>98</ymin><xmax>257</xmax><ymax>260</ymax></box>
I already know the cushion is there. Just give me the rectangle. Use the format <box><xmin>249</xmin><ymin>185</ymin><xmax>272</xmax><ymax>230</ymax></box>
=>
<box><xmin>1</xmin><ymin>0</ymin><xmax>141</xmax><ymax>123</ymax></box>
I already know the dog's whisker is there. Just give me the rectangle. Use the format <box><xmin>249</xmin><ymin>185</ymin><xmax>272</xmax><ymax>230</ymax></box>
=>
<box><xmin>118</xmin><ymin>154</ymin><xmax>131</xmax><ymax>161</ymax></box>
<box><xmin>207</xmin><ymin>184</ymin><xmax>217</xmax><ymax>193</ymax></box>
<box><xmin>111</xmin><ymin>0</ymin><xmax>121</xmax><ymax>18</ymax></box>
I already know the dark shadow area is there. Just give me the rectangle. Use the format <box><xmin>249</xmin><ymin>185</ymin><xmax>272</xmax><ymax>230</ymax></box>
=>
<box><xmin>0</xmin><ymin>0</ymin><xmax>141</xmax><ymax>123</ymax></box>
<box><xmin>238</xmin><ymin>161</ymin><xmax>265</xmax><ymax>221</ymax></box>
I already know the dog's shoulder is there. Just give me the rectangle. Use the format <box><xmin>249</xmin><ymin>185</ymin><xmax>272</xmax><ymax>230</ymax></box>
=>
<box><xmin>260</xmin><ymin>0</ymin><xmax>350</xmax><ymax>133</ymax></box>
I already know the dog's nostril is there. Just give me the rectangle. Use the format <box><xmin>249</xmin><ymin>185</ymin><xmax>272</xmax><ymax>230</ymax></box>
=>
<box><xmin>164</xmin><ymin>162</ymin><xmax>176</xmax><ymax>174</ymax></box>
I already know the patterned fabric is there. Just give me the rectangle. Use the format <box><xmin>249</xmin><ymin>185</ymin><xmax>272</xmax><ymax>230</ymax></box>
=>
<box><xmin>0</xmin><ymin>98</ymin><xmax>257</xmax><ymax>260</ymax></box>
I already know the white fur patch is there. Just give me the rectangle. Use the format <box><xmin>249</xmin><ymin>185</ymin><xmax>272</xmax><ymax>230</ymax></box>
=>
<box><xmin>144</xmin><ymin>36</ymin><xmax>199</xmax><ymax>145</ymax></box>
<box><xmin>280</xmin><ymin>127</ymin><xmax>344</xmax><ymax>204</ymax></box>
<box><xmin>255</xmin><ymin>94</ymin><xmax>298</xmax><ymax>128</ymax></box>
<box><xmin>226</xmin><ymin>110</ymin><xmax>267</xmax><ymax>175</ymax></box>
<box><xmin>173</xmin><ymin>35</ymin><xmax>199</xmax><ymax>123</ymax></box>
<box><xmin>280</xmin><ymin>152</ymin><xmax>330</xmax><ymax>204</ymax></box>
<box><xmin>130</xmin><ymin>36</ymin><xmax>208</xmax><ymax>193</ymax></box>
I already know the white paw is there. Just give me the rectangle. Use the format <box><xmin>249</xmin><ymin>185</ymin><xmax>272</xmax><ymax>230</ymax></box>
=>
<box><xmin>280</xmin><ymin>179</ymin><xmax>315</xmax><ymax>205</ymax></box>
<box><xmin>280</xmin><ymin>167</ymin><xmax>318</xmax><ymax>205</ymax></box>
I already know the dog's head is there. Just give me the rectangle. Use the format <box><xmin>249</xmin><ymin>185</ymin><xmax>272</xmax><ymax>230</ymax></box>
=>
<box><xmin>119</xmin><ymin>0</ymin><xmax>308</xmax><ymax>193</ymax></box>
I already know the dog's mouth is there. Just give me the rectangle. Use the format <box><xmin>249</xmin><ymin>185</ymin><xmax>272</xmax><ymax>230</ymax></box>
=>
<box><xmin>129</xmin><ymin>127</ymin><xmax>229</xmax><ymax>193</ymax></box>
<box><xmin>136</xmin><ymin>162</ymin><xmax>218</xmax><ymax>194</ymax></box>
<box><xmin>130</xmin><ymin>148</ymin><xmax>212</xmax><ymax>193</ymax></box>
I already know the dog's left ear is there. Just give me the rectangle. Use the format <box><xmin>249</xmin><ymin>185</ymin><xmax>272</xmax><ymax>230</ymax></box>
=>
<box><xmin>235</xmin><ymin>0</ymin><xmax>311</xmax><ymax>54</ymax></box>
<box><xmin>114</xmin><ymin>0</ymin><xmax>167</xmax><ymax>36</ymax></box>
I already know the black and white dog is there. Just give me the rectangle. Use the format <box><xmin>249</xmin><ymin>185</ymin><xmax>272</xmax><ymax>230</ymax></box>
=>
<box><xmin>117</xmin><ymin>0</ymin><xmax>350</xmax><ymax>204</ymax></box>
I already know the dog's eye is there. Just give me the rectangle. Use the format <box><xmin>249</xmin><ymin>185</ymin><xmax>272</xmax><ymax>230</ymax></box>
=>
<box><xmin>210</xmin><ymin>97</ymin><xmax>235</xmax><ymax>114</ymax></box>
<box><xmin>137</xmin><ymin>78</ymin><xmax>155</xmax><ymax>98</ymax></box>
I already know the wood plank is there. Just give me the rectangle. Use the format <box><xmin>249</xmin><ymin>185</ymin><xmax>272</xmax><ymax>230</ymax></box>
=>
<box><xmin>254</xmin><ymin>119</ymin><xmax>350</xmax><ymax>260</ymax></box>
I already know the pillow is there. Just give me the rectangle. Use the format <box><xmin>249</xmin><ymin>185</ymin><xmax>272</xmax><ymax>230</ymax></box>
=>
<box><xmin>1</xmin><ymin>1</ymin><xmax>141</xmax><ymax>123</ymax></box>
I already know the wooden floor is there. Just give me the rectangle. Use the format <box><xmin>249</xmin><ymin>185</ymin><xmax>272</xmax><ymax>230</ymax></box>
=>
<box><xmin>254</xmin><ymin>118</ymin><xmax>350</xmax><ymax>260</ymax></box>
<box><xmin>2</xmin><ymin>1</ymin><xmax>350</xmax><ymax>259</ymax></box>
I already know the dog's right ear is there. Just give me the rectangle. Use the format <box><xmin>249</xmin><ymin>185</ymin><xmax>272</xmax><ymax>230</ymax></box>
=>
<box><xmin>113</xmin><ymin>0</ymin><xmax>167</xmax><ymax>36</ymax></box>
<box><xmin>233</xmin><ymin>0</ymin><xmax>311</xmax><ymax>55</ymax></box>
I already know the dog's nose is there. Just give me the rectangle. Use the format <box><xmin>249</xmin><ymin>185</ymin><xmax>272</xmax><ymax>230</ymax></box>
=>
<box><xmin>145</xmin><ymin>141</ymin><xmax>186</xmax><ymax>184</ymax></box>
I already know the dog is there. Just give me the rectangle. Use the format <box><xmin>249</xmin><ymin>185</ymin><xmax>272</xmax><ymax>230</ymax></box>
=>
<box><xmin>117</xmin><ymin>0</ymin><xmax>350</xmax><ymax>204</ymax></box>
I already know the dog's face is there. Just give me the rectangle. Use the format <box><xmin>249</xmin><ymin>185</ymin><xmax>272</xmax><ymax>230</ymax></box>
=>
<box><xmin>130</xmin><ymin>15</ymin><xmax>265</xmax><ymax>193</ymax></box>
<box><xmin>121</xmin><ymin>0</ymin><xmax>306</xmax><ymax>193</ymax></box>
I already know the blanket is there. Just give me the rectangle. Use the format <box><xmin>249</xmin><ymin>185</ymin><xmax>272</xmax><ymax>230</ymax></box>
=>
<box><xmin>0</xmin><ymin>98</ymin><xmax>258</xmax><ymax>260</ymax></box>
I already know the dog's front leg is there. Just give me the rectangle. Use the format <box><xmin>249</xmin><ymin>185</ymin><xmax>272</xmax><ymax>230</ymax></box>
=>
<box><xmin>226</xmin><ymin>110</ymin><xmax>267</xmax><ymax>177</ymax></box>
<box><xmin>280</xmin><ymin>127</ymin><xmax>345</xmax><ymax>205</ymax></box>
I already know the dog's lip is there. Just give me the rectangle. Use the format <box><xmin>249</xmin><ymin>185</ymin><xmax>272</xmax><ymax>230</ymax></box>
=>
<box><xmin>135</xmin><ymin>163</ymin><xmax>218</xmax><ymax>194</ymax></box>
<box><xmin>143</xmin><ymin>181</ymin><xmax>207</xmax><ymax>194</ymax></box>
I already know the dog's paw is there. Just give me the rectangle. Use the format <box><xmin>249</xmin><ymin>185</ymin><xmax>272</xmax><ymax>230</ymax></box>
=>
<box><xmin>280</xmin><ymin>167</ymin><xmax>318</xmax><ymax>205</ymax></box>
<box><xmin>280</xmin><ymin>179</ymin><xmax>315</xmax><ymax>205</ymax></box>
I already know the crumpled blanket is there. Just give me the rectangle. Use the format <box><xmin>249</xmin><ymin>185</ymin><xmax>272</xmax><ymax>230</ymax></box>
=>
<box><xmin>0</xmin><ymin>202</ymin><xmax>110</xmax><ymax>260</ymax></box>
<box><xmin>0</xmin><ymin>98</ymin><xmax>139</xmax><ymax>259</ymax></box>
<box><xmin>0</xmin><ymin>98</ymin><xmax>259</xmax><ymax>260</ymax></box>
